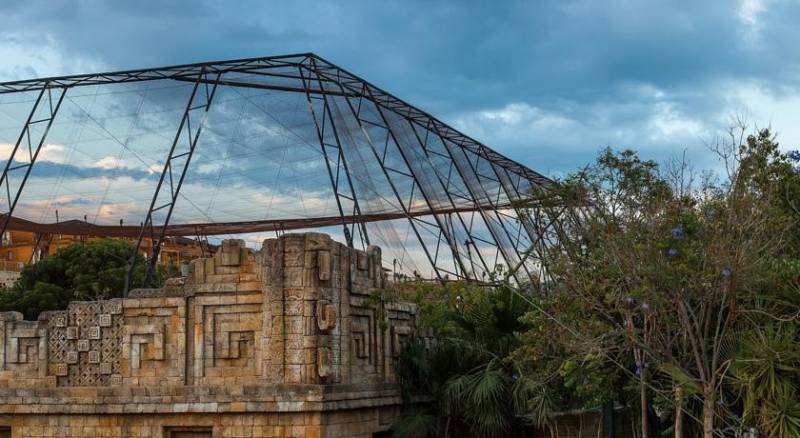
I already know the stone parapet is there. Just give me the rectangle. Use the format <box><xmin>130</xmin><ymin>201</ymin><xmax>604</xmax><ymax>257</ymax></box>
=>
<box><xmin>0</xmin><ymin>233</ymin><xmax>424</xmax><ymax>437</ymax></box>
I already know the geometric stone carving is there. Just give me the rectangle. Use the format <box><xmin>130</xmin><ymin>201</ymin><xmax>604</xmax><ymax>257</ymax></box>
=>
<box><xmin>122</xmin><ymin>324</ymin><xmax>164</xmax><ymax>370</ymax></box>
<box><xmin>351</xmin><ymin>315</ymin><xmax>371</xmax><ymax>359</ymax></box>
<box><xmin>195</xmin><ymin>302</ymin><xmax>262</xmax><ymax>381</ymax></box>
<box><xmin>318</xmin><ymin>346</ymin><xmax>332</xmax><ymax>378</ymax></box>
<box><xmin>316</xmin><ymin>300</ymin><xmax>337</xmax><ymax>331</ymax></box>
<box><xmin>0</xmin><ymin>234</ymin><xmax>422</xmax><ymax>395</ymax></box>
<box><xmin>104</xmin><ymin>299</ymin><xmax>123</xmax><ymax>315</ymax></box>
<box><xmin>217</xmin><ymin>330</ymin><xmax>254</xmax><ymax>359</ymax></box>
<box><xmin>45</xmin><ymin>301</ymin><xmax>123</xmax><ymax>387</ymax></box>
<box><xmin>1</xmin><ymin>315</ymin><xmax>49</xmax><ymax>378</ymax></box>
<box><xmin>318</xmin><ymin>250</ymin><xmax>331</xmax><ymax>280</ymax></box>
<box><xmin>77</xmin><ymin>339</ymin><xmax>90</xmax><ymax>352</ymax></box>
<box><xmin>52</xmin><ymin>363</ymin><xmax>68</xmax><ymax>376</ymax></box>
<box><xmin>390</xmin><ymin>324</ymin><xmax>412</xmax><ymax>357</ymax></box>
<box><xmin>6</xmin><ymin>322</ymin><xmax>44</xmax><ymax>365</ymax></box>
<box><xmin>87</xmin><ymin>326</ymin><xmax>101</xmax><ymax>339</ymax></box>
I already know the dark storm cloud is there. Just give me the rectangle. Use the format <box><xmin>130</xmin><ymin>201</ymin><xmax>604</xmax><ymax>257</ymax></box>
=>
<box><xmin>1</xmin><ymin>0</ymin><xmax>799</xmax><ymax>175</ymax></box>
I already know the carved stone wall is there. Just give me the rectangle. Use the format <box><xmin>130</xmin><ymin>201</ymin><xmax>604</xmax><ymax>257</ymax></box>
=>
<box><xmin>0</xmin><ymin>233</ymin><xmax>425</xmax><ymax>437</ymax></box>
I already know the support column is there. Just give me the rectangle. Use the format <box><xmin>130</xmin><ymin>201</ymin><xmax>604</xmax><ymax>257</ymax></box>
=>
<box><xmin>0</xmin><ymin>86</ymin><xmax>66</xmax><ymax>239</ymax></box>
<box><xmin>304</xmin><ymin>67</ymin><xmax>445</xmax><ymax>281</ymax></box>
<box><xmin>298</xmin><ymin>65</ymin><xmax>368</xmax><ymax>249</ymax></box>
<box><xmin>125</xmin><ymin>69</ymin><xmax>220</xmax><ymax>294</ymax></box>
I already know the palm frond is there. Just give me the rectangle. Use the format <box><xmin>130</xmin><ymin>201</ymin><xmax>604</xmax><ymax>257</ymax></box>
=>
<box><xmin>391</xmin><ymin>411</ymin><xmax>438</xmax><ymax>438</ymax></box>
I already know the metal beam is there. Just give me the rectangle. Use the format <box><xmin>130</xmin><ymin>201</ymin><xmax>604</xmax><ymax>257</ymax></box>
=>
<box><xmin>0</xmin><ymin>53</ymin><xmax>550</xmax><ymax>191</ymax></box>
<box><xmin>298</xmin><ymin>67</ymin><xmax>358</xmax><ymax>247</ymax></box>
<box><xmin>0</xmin><ymin>54</ymin><xmax>313</xmax><ymax>93</ymax></box>
<box><xmin>327</xmin><ymin>79</ymin><xmax>445</xmax><ymax>281</ymax></box>
<box><xmin>404</xmin><ymin>118</ymin><xmax>495</xmax><ymax>279</ymax></box>
<box><xmin>0</xmin><ymin>86</ymin><xmax>66</xmax><ymax>241</ymax></box>
<box><xmin>357</xmin><ymin>84</ymin><xmax>474</xmax><ymax>280</ymax></box>
<box><xmin>124</xmin><ymin>68</ymin><xmax>220</xmax><ymax>295</ymax></box>
<box><xmin>302</xmin><ymin>56</ymin><xmax>551</xmax><ymax>188</ymax></box>
<box><xmin>302</xmin><ymin>61</ymin><xmax>369</xmax><ymax>248</ymax></box>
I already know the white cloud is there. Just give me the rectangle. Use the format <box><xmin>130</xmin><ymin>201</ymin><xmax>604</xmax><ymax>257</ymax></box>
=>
<box><xmin>91</xmin><ymin>156</ymin><xmax>131</xmax><ymax>170</ymax></box>
<box><xmin>0</xmin><ymin>143</ymin><xmax>68</xmax><ymax>164</ymax></box>
<box><xmin>646</xmin><ymin>101</ymin><xmax>708</xmax><ymax>141</ymax></box>
<box><xmin>724</xmin><ymin>82</ymin><xmax>800</xmax><ymax>150</ymax></box>
<box><xmin>738</xmin><ymin>0</ymin><xmax>767</xmax><ymax>26</ymax></box>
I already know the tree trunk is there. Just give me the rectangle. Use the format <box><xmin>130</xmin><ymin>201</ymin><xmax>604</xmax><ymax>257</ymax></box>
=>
<box><xmin>702</xmin><ymin>387</ymin><xmax>715</xmax><ymax>438</ymax></box>
<box><xmin>640</xmin><ymin>369</ymin><xmax>649</xmax><ymax>438</ymax></box>
<box><xmin>674</xmin><ymin>385</ymin><xmax>684</xmax><ymax>438</ymax></box>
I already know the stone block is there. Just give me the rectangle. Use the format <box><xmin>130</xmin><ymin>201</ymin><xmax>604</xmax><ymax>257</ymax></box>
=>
<box><xmin>66</xmin><ymin>351</ymin><xmax>78</xmax><ymax>364</ymax></box>
<box><xmin>315</xmin><ymin>301</ymin><xmax>337</xmax><ymax>332</ymax></box>
<box><xmin>317</xmin><ymin>347</ymin><xmax>332</xmax><ymax>379</ymax></box>
<box><xmin>317</xmin><ymin>250</ymin><xmax>331</xmax><ymax>281</ymax></box>
<box><xmin>220</xmin><ymin>239</ymin><xmax>245</xmax><ymax>266</ymax></box>
<box><xmin>77</xmin><ymin>339</ymin><xmax>90</xmax><ymax>352</ymax></box>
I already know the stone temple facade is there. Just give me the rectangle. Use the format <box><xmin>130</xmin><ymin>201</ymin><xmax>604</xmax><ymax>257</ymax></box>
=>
<box><xmin>0</xmin><ymin>233</ymin><xmax>425</xmax><ymax>437</ymax></box>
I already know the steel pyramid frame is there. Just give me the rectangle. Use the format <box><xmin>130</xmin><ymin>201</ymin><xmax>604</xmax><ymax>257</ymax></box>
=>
<box><xmin>0</xmin><ymin>53</ymin><xmax>555</xmax><ymax>292</ymax></box>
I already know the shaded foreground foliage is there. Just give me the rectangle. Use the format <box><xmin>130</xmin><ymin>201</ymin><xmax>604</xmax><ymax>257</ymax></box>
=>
<box><xmin>391</xmin><ymin>128</ymin><xmax>800</xmax><ymax>438</ymax></box>
<box><xmin>0</xmin><ymin>239</ymin><xmax>176</xmax><ymax>319</ymax></box>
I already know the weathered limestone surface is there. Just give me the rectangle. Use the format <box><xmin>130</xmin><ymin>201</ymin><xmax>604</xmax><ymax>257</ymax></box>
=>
<box><xmin>0</xmin><ymin>233</ymin><xmax>424</xmax><ymax>437</ymax></box>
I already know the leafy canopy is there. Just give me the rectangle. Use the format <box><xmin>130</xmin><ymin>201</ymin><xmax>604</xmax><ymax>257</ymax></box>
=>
<box><xmin>0</xmin><ymin>239</ymin><xmax>175</xmax><ymax>319</ymax></box>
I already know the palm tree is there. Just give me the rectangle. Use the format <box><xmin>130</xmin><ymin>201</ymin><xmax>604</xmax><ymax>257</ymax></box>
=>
<box><xmin>731</xmin><ymin>323</ymin><xmax>800</xmax><ymax>437</ymax></box>
<box><xmin>392</xmin><ymin>282</ymin><xmax>535</xmax><ymax>438</ymax></box>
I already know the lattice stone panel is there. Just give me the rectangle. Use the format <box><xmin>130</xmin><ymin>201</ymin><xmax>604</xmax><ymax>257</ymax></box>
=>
<box><xmin>48</xmin><ymin>299</ymin><xmax>123</xmax><ymax>386</ymax></box>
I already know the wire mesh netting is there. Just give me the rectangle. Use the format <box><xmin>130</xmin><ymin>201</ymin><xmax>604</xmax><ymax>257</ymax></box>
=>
<box><xmin>0</xmin><ymin>54</ymin><xmax>552</xmax><ymax>283</ymax></box>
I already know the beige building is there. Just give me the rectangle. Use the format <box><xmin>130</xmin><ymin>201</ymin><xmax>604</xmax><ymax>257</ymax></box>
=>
<box><xmin>0</xmin><ymin>233</ymin><xmax>425</xmax><ymax>437</ymax></box>
<box><xmin>0</xmin><ymin>225</ymin><xmax>212</xmax><ymax>269</ymax></box>
<box><xmin>0</xmin><ymin>226</ymin><xmax>213</xmax><ymax>290</ymax></box>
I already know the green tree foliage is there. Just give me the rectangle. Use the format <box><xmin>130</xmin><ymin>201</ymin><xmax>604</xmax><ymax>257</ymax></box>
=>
<box><xmin>524</xmin><ymin>128</ymin><xmax>800</xmax><ymax>437</ymax></box>
<box><xmin>0</xmin><ymin>239</ymin><xmax>176</xmax><ymax>319</ymax></box>
<box><xmin>390</xmin><ymin>128</ymin><xmax>800</xmax><ymax>438</ymax></box>
<box><xmin>391</xmin><ymin>279</ymin><xmax>533</xmax><ymax>438</ymax></box>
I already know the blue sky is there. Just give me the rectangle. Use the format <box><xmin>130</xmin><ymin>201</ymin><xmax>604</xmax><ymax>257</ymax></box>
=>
<box><xmin>1</xmin><ymin>0</ymin><xmax>799</xmax><ymax>177</ymax></box>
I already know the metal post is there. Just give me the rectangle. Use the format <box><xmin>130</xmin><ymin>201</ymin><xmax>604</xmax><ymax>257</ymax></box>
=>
<box><xmin>0</xmin><ymin>85</ymin><xmax>66</xmax><ymax>240</ymax></box>
<box><xmin>124</xmin><ymin>69</ymin><xmax>220</xmax><ymax>295</ymax></box>
<box><xmin>307</xmin><ymin>71</ymin><xmax>445</xmax><ymax>281</ymax></box>
<box><xmin>353</xmin><ymin>84</ymin><xmax>474</xmax><ymax>280</ymax></box>
<box><xmin>307</xmin><ymin>61</ymin><xmax>542</xmax><ymax>283</ymax></box>
<box><xmin>430</xmin><ymin>126</ymin><xmax>528</xmax><ymax>284</ymax></box>
<box><xmin>298</xmin><ymin>63</ymin><xmax>368</xmax><ymax>249</ymax></box>
<box><xmin>404</xmin><ymin>118</ymin><xmax>495</xmax><ymax>279</ymax></box>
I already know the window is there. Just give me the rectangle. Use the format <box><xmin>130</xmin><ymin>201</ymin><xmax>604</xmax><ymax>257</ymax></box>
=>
<box><xmin>164</xmin><ymin>426</ymin><xmax>213</xmax><ymax>438</ymax></box>
<box><xmin>0</xmin><ymin>426</ymin><xmax>10</xmax><ymax>438</ymax></box>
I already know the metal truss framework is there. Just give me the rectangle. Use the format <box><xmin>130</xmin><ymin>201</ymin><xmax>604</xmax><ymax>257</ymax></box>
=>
<box><xmin>0</xmin><ymin>53</ymin><xmax>556</xmax><ymax>293</ymax></box>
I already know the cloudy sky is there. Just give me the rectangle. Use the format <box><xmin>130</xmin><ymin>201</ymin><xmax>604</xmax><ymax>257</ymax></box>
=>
<box><xmin>1</xmin><ymin>0</ymin><xmax>798</xmax><ymax>178</ymax></box>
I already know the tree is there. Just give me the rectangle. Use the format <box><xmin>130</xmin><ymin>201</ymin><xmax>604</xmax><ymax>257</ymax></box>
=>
<box><xmin>527</xmin><ymin>129</ymin><xmax>799</xmax><ymax>438</ymax></box>
<box><xmin>392</xmin><ymin>278</ymin><xmax>533</xmax><ymax>438</ymax></box>
<box><xmin>0</xmin><ymin>239</ymin><xmax>176</xmax><ymax>319</ymax></box>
